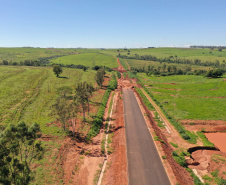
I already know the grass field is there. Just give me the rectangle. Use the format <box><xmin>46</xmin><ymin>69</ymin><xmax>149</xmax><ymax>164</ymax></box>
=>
<box><xmin>100</xmin><ymin>48</ymin><xmax>226</xmax><ymax>63</ymax></box>
<box><xmin>0</xmin><ymin>66</ymin><xmax>103</xmax><ymax>134</ymax></box>
<box><xmin>51</xmin><ymin>53</ymin><xmax>118</xmax><ymax>68</ymax></box>
<box><xmin>126</xmin><ymin>58</ymin><xmax>212</xmax><ymax>71</ymax></box>
<box><xmin>0</xmin><ymin>47</ymin><xmax>73</xmax><ymax>62</ymax></box>
<box><xmin>137</xmin><ymin>74</ymin><xmax>226</xmax><ymax>121</ymax></box>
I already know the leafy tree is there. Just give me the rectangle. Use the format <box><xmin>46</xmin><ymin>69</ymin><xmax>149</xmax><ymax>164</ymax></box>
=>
<box><xmin>162</xmin><ymin>64</ymin><xmax>166</xmax><ymax>72</ymax></box>
<box><xmin>68</xmin><ymin>99</ymin><xmax>80</xmax><ymax>137</ymax></box>
<box><xmin>95</xmin><ymin>68</ymin><xmax>105</xmax><ymax>88</ymax></box>
<box><xmin>3</xmin><ymin>60</ymin><xmax>9</xmax><ymax>65</ymax></box>
<box><xmin>57</xmin><ymin>86</ymin><xmax>72</xmax><ymax>99</ymax></box>
<box><xmin>0</xmin><ymin>122</ymin><xmax>43</xmax><ymax>185</ymax></box>
<box><xmin>85</xmin><ymin>83</ymin><xmax>95</xmax><ymax>115</ymax></box>
<box><xmin>206</xmin><ymin>69</ymin><xmax>223</xmax><ymax>78</ymax></box>
<box><xmin>167</xmin><ymin>65</ymin><xmax>172</xmax><ymax>72</ymax></box>
<box><xmin>83</xmin><ymin>66</ymin><xmax>88</xmax><ymax>71</ymax></box>
<box><xmin>75</xmin><ymin>82</ymin><xmax>88</xmax><ymax>123</ymax></box>
<box><xmin>53</xmin><ymin>64</ymin><xmax>63</xmax><ymax>77</ymax></box>
<box><xmin>53</xmin><ymin>97</ymin><xmax>70</xmax><ymax>131</ymax></box>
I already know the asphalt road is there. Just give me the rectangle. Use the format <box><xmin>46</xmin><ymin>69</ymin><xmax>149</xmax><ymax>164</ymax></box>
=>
<box><xmin>123</xmin><ymin>88</ymin><xmax>171</xmax><ymax>185</ymax></box>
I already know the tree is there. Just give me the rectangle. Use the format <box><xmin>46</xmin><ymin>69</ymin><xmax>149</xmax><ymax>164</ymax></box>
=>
<box><xmin>95</xmin><ymin>68</ymin><xmax>105</xmax><ymax>88</ymax></box>
<box><xmin>206</xmin><ymin>69</ymin><xmax>223</xmax><ymax>78</ymax></box>
<box><xmin>85</xmin><ymin>83</ymin><xmax>95</xmax><ymax>115</ymax></box>
<box><xmin>57</xmin><ymin>86</ymin><xmax>72</xmax><ymax>99</ymax></box>
<box><xmin>162</xmin><ymin>64</ymin><xmax>166</xmax><ymax>72</ymax></box>
<box><xmin>75</xmin><ymin>82</ymin><xmax>89</xmax><ymax>123</ymax></box>
<box><xmin>68</xmin><ymin>99</ymin><xmax>80</xmax><ymax>137</ymax></box>
<box><xmin>53</xmin><ymin>97</ymin><xmax>70</xmax><ymax>131</ymax></box>
<box><xmin>53</xmin><ymin>64</ymin><xmax>62</xmax><ymax>77</ymax></box>
<box><xmin>0</xmin><ymin>122</ymin><xmax>43</xmax><ymax>185</ymax></box>
<box><xmin>3</xmin><ymin>60</ymin><xmax>9</xmax><ymax>65</ymax></box>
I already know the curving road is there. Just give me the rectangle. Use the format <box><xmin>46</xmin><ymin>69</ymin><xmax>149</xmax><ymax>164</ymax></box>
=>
<box><xmin>123</xmin><ymin>88</ymin><xmax>170</xmax><ymax>185</ymax></box>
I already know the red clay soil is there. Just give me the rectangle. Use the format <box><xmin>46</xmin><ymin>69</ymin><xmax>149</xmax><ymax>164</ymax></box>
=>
<box><xmin>188</xmin><ymin>150</ymin><xmax>226</xmax><ymax>180</ymax></box>
<box><xmin>205</xmin><ymin>133</ymin><xmax>226</xmax><ymax>153</ymax></box>
<box><xmin>112</xmin><ymin>58</ymin><xmax>127</xmax><ymax>73</ymax></box>
<box><xmin>134</xmin><ymin>89</ymin><xmax>194</xmax><ymax>185</ymax></box>
<box><xmin>102</xmin><ymin>89</ymin><xmax>128</xmax><ymax>185</ymax></box>
<box><xmin>181</xmin><ymin>119</ymin><xmax>226</xmax><ymax>133</ymax></box>
<box><xmin>124</xmin><ymin>60</ymin><xmax>131</xmax><ymax>70</ymax></box>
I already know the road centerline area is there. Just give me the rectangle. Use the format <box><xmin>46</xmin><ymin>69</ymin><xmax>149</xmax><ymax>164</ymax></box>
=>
<box><xmin>123</xmin><ymin>88</ymin><xmax>170</xmax><ymax>185</ymax></box>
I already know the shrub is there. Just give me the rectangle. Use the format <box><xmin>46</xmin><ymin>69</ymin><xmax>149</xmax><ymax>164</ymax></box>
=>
<box><xmin>169</xmin><ymin>142</ymin><xmax>178</xmax><ymax>148</ymax></box>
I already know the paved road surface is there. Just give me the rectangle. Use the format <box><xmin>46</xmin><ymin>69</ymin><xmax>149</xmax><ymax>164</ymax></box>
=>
<box><xmin>123</xmin><ymin>88</ymin><xmax>171</xmax><ymax>185</ymax></box>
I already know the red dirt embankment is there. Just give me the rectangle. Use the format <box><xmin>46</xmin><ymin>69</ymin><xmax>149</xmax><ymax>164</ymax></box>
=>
<box><xmin>112</xmin><ymin>58</ymin><xmax>127</xmax><ymax>73</ymax></box>
<box><xmin>102</xmin><ymin>89</ymin><xmax>128</xmax><ymax>185</ymax></box>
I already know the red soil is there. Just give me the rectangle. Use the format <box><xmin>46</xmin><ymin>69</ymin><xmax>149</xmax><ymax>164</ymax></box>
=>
<box><xmin>205</xmin><ymin>133</ymin><xmax>226</xmax><ymax>153</ymax></box>
<box><xmin>102</xmin><ymin>90</ymin><xmax>128</xmax><ymax>185</ymax></box>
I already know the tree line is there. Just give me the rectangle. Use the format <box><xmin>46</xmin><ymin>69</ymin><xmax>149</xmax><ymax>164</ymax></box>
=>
<box><xmin>129</xmin><ymin>63</ymin><xmax>223</xmax><ymax>78</ymax></box>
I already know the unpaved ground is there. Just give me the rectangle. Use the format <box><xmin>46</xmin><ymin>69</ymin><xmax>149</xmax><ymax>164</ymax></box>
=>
<box><xmin>188</xmin><ymin>150</ymin><xmax>226</xmax><ymax>180</ymax></box>
<box><xmin>102</xmin><ymin>89</ymin><xmax>128</xmax><ymax>185</ymax></box>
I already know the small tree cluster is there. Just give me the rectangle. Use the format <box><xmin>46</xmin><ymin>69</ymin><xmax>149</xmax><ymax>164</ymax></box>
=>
<box><xmin>95</xmin><ymin>68</ymin><xmax>105</xmax><ymax>88</ymax></box>
<box><xmin>53</xmin><ymin>82</ymin><xmax>95</xmax><ymax>136</ymax></box>
<box><xmin>0</xmin><ymin>122</ymin><xmax>43</xmax><ymax>185</ymax></box>
<box><xmin>206</xmin><ymin>69</ymin><xmax>223</xmax><ymax>78</ymax></box>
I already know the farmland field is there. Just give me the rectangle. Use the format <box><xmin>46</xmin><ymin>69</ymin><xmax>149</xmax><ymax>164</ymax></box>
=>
<box><xmin>101</xmin><ymin>47</ymin><xmax>226</xmax><ymax>63</ymax></box>
<box><xmin>0</xmin><ymin>66</ymin><xmax>102</xmax><ymax>134</ymax></box>
<box><xmin>137</xmin><ymin>73</ymin><xmax>226</xmax><ymax>121</ymax></box>
<box><xmin>51</xmin><ymin>53</ymin><xmax>118</xmax><ymax>68</ymax></box>
<box><xmin>126</xmin><ymin>58</ymin><xmax>212</xmax><ymax>71</ymax></box>
<box><xmin>0</xmin><ymin>47</ymin><xmax>73</xmax><ymax>62</ymax></box>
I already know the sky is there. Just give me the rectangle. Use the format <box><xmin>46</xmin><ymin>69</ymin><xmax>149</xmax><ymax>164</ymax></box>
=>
<box><xmin>0</xmin><ymin>0</ymin><xmax>226</xmax><ymax>48</ymax></box>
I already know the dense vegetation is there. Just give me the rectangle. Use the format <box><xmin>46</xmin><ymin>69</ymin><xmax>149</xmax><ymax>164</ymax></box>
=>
<box><xmin>87</xmin><ymin>73</ymin><xmax>117</xmax><ymax>140</ymax></box>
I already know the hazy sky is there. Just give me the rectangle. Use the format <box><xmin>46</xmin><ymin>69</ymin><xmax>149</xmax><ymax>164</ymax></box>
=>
<box><xmin>1</xmin><ymin>0</ymin><xmax>226</xmax><ymax>48</ymax></box>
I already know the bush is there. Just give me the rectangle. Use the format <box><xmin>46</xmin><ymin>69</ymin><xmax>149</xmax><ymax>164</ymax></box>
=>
<box><xmin>169</xmin><ymin>142</ymin><xmax>178</xmax><ymax>148</ymax></box>
<box><xmin>172</xmin><ymin>152</ymin><xmax>187</xmax><ymax>168</ymax></box>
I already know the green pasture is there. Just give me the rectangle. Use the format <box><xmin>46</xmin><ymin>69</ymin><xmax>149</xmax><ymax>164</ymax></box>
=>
<box><xmin>126</xmin><ymin>59</ymin><xmax>212</xmax><ymax>71</ymax></box>
<box><xmin>51</xmin><ymin>53</ymin><xmax>118</xmax><ymax>68</ymax></box>
<box><xmin>0</xmin><ymin>47</ymin><xmax>73</xmax><ymax>62</ymax></box>
<box><xmin>102</xmin><ymin>48</ymin><xmax>226</xmax><ymax>63</ymax></box>
<box><xmin>0</xmin><ymin>66</ymin><xmax>106</xmax><ymax>135</ymax></box>
<box><xmin>138</xmin><ymin>74</ymin><xmax>226</xmax><ymax>121</ymax></box>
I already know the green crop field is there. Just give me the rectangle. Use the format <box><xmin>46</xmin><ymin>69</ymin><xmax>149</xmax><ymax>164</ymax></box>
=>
<box><xmin>100</xmin><ymin>48</ymin><xmax>226</xmax><ymax>63</ymax></box>
<box><xmin>0</xmin><ymin>47</ymin><xmax>74</xmax><ymax>62</ymax></box>
<box><xmin>138</xmin><ymin>73</ymin><xmax>226</xmax><ymax>121</ymax></box>
<box><xmin>0</xmin><ymin>66</ymin><xmax>103</xmax><ymax>134</ymax></box>
<box><xmin>126</xmin><ymin>59</ymin><xmax>212</xmax><ymax>71</ymax></box>
<box><xmin>51</xmin><ymin>53</ymin><xmax>118</xmax><ymax>68</ymax></box>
